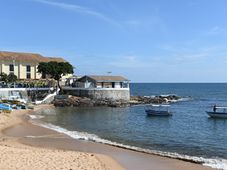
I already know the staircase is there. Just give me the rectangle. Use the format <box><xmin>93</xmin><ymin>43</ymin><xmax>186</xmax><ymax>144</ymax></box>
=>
<box><xmin>35</xmin><ymin>90</ymin><xmax>59</xmax><ymax>104</ymax></box>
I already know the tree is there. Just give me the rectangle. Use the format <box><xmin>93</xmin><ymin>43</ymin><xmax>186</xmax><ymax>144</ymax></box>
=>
<box><xmin>0</xmin><ymin>72</ymin><xmax>8</xmax><ymax>83</ymax></box>
<box><xmin>7</xmin><ymin>73</ymin><xmax>17</xmax><ymax>83</ymax></box>
<box><xmin>0</xmin><ymin>72</ymin><xmax>17</xmax><ymax>86</ymax></box>
<box><xmin>37</xmin><ymin>61</ymin><xmax>74</xmax><ymax>93</ymax></box>
<box><xmin>37</xmin><ymin>62</ymin><xmax>50</xmax><ymax>79</ymax></box>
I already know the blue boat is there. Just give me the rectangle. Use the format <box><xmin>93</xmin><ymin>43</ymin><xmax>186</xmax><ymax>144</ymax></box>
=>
<box><xmin>0</xmin><ymin>103</ymin><xmax>12</xmax><ymax>111</ymax></box>
<box><xmin>145</xmin><ymin>105</ymin><xmax>172</xmax><ymax>116</ymax></box>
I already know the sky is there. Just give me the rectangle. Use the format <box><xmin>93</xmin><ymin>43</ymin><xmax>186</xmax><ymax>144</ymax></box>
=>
<box><xmin>1</xmin><ymin>0</ymin><xmax>227</xmax><ymax>82</ymax></box>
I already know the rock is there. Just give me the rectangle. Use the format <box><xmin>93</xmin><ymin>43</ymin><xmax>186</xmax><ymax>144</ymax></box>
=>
<box><xmin>129</xmin><ymin>95</ymin><xmax>181</xmax><ymax>105</ymax></box>
<box><xmin>52</xmin><ymin>94</ymin><xmax>182</xmax><ymax>108</ymax></box>
<box><xmin>79</xmin><ymin>98</ymin><xmax>94</xmax><ymax>107</ymax></box>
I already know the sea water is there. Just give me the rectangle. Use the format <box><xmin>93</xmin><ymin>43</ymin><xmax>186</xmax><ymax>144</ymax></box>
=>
<box><xmin>31</xmin><ymin>83</ymin><xmax>227</xmax><ymax>169</ymax></box>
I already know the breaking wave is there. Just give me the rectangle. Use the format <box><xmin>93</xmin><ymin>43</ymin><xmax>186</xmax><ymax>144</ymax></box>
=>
<box><xmin>29</xmin><ymin>117</ymin><xmax>227</xmax><ymax>170</ymax></box>
<box><xmin>29</xmin><ymin>114</ymin><xmax>45</xmax><ymax>119</ymax></box>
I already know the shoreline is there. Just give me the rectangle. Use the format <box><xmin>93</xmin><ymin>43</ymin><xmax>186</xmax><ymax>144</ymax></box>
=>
<box><xmin>0</xmin><ymin>105</ymin><xmax>123</xmax><ymax>170</ymax></box>
<box><xmin>2</xmin><ymin>105</ymin><xmax>216</xmax><ymax>170</ymax></box>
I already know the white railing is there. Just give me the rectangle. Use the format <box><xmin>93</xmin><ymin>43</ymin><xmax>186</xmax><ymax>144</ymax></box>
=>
<box><xmin>0</xmin><ymin>88</ymin><xmax>53</xmax><ymax>91</ymax></box>
<box><xmin>63</xmin><ymin>87</ymin><xmax>130</xmax><ymax>91</ymax></box>
<box><xmin>0</xmin><ymin>88</ymin><xmax>27</xmax><ymax>91</ymax></box>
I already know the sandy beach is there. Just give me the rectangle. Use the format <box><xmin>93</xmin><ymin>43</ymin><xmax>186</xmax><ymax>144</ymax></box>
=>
<box><xmin>0</xmin><ymin>105</ymin><xmax>216</xmax><ymax>170</ymax></box>
<box><xmin>0</xmin><ymin>106</ymin><xmax>123</xmax><ymax>170</ymax></box>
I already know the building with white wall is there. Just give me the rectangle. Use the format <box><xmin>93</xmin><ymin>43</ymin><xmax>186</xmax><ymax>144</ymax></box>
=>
<box><xmin>64</xmin><ymin>75</ymin><xmax>130</xmax><ymax>101</ymax></box>
<box><xmin>73</xmin><ymin>75</ymin><xmax>130</xmax><ymax>89</ymax></box>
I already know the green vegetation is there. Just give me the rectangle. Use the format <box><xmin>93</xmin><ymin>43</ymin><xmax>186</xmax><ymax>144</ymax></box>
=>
<box><xmin>37</xmin><ymin>61</ymin><xmax>74</xmax><ymax>92</ymax></box>
<box><xmin>0</xmin><ymin>72</ymin><xmax>8</xmax><ymax>82</ymax></box>
<box><xmin>7</xmin><ymin>73</ymin><xmax>17</xmax><ymax>83</ymax></box>
<box><xmin>0</xmin><ymin>72</ymin><xmax>17</xmax><ymax>85</ymax></box>
<box><xmin>37</xmin><ymin>62</ymin><xmax>49</xmax><ymax>79</ymax></box>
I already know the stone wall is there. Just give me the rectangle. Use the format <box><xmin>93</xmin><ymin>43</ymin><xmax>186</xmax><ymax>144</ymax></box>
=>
<box><xmin>62</xmin><ymin>87</ymin><xmax>130</xmax><ymax>101</ymax></box>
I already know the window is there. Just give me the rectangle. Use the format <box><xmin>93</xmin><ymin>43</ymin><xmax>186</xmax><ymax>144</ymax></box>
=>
<box><xmin>26</xmin><ymin>73</ymin><xmax>31</xmax><ymax>79</ymax></box>
<box><xmin>26</xmin><ymin>65</ymin><xmax>31</xmax><ymax>72</ymax></box>
<box><xmin>9</xmin><ymin>64</ymin><xmax>14</xmax><ymax>72</ymax></box>
<box><xmin>26</xmin><ymin>65</ymin><xmax>31</xmax><ymax>79</ymax></box>
<box><xmin>120</xmin><ymin>82</ymin><xmax>123</xmax><ymax>88</ymax></box>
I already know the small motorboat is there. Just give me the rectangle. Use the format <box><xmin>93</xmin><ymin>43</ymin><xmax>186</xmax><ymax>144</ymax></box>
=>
<box><xmin>206</xmin><ymin>106</ymin><xmax>227</xmax><ymax>118</ymax></box>
<box><xmin>145</xmin><ymin>104</ymin><xmax>172</xmax><ymax>116</ymax></box>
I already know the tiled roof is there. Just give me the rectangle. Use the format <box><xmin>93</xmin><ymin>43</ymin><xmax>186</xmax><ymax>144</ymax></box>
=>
<box><xmin>0</xmin><ymin>51</ymin><xmax>66</xmax><ymax>62</ymax></box>
<box><xmin>87</xmin><ymin>75</ymin><xmax>129</xmax><ymax>82</ymax></box>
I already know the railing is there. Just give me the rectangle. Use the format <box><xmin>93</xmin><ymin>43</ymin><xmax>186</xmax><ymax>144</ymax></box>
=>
<box><xmin>0</xmin><ymin>88</ymin><xmax>53</xmax><ymax>91</ymax></box>
<box><xmin>63</xmin><ymin>87</ymin><xmax>130</xmax><ymax>91</ymax></box>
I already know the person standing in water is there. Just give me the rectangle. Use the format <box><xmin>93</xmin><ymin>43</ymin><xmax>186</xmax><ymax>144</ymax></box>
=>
<box><xmin>213</xmin><ymin>104</ymin><xmax>217</xmax><ymax>112</ymax></box>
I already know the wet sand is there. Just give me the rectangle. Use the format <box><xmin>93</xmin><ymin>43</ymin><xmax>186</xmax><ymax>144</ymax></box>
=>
<box><xmin>3</xmin><ymin>108</ymin><xmax>215</xmax><ymax>170</ymax></box>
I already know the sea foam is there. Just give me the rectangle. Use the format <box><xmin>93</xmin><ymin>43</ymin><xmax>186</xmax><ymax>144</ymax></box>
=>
<box><xmin>29</xmin><ymin>117</ymin><xmax>227</xmax><ymax>170</ymax></box>
<box><xmin>29</xmin><ymin>114</ymin><xmax>45</xmax><ymax>119</ymax></box>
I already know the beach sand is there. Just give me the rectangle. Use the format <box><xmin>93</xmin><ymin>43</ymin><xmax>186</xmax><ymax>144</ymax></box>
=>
<box><xmin>0</xmin><ymin>106</ymin><xmax>123</xmax><ymax>170</ymax></box>
<box><xmin>1</xmin><ymin>105</ymin><xmax>216</xmax><ymax>170</ymax></box>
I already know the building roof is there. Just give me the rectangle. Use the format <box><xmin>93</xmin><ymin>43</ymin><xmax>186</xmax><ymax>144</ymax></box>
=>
<box><xmin>0</xmin><ymin>51</ymin><xmax>66</xmax><ymax>62</ymax></box>
<box><xmin>82</xmin><ymin>75</ymin><xmax>129</xmax><ymax>82</ymax></box>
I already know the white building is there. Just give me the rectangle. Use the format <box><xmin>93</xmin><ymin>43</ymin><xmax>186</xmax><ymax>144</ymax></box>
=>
<box><xmin>73</xmin><ymin>75</ymin><xmax>130</xmax><ymax>89</ymax></box>
<box><xmin>64</xmin><ymin>75</ymin><xmax>130</xmax><ymax>101</ymax></box>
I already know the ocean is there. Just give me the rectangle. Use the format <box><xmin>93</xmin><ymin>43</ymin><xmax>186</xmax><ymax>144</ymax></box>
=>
<box><xmin>31</xmin><ymin>83</ymin><xmax>227</xmax><ymax>170</ymax></box>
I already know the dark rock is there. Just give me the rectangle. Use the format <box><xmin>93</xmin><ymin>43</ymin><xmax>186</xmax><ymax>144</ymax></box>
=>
<box><xmin>80</xmin><ymin>98</ymin><xmax>94</xmax><ymax>106</ymax></box>
<box><xmin>129</xmin><ymin>95</ymin><xmax>182</xmax><ymax>105</ymax></box>
<box><xmin>52</xmin><ymin>94</ymin><xmax>182</xmax><ymax>108</ymax></box>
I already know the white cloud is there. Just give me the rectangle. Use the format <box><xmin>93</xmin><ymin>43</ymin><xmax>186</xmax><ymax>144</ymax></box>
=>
<box><xmin>124</xmin><ymin>20</ymin><xmax>141</xmax><ymax>27</ymax></box>
<box><xmin>204</xmin><ymin>26</ymin><xmax>226</xmax><ymax>36</ymax></box>
<box><xmin>31</xmin><ymin>0</ymin><xmax>166</xmax><ymax>32</ymax></box>
<box><xmin>158</xmin><ymin>43</ymin><xmax>227</xmax><ymax>64</ymax></box>
<box><xmin>109</xmin><ymin>55</ymin><xmax>148</xmax><ymax>68</ymax></box>
<box><xmin>174</xmin><ymin>52</ymin><xmax>208</xmax><ymax>63</ymax></box>
<box><xmin>123</xmin><ymin>15</ymin><xmax>166</xmax><ymax>32</ymax></box>
<box><xmin>32</xmin><ymin>0</ymin><xmax>120</xmax><ymax>26</ymax></box>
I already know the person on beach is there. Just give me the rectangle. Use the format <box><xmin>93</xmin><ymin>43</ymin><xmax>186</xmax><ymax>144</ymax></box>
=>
<box><xmin>213</xmin><ymin>104</ymin><xmax>217</xmax><ymax>112</ymax></box>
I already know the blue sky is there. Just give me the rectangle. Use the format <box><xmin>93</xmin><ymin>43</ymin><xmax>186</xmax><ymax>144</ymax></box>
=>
<box><xmin>1</xmin><ymin>0</ymin><xmax>227</xmax><ymax>82</ymax></box>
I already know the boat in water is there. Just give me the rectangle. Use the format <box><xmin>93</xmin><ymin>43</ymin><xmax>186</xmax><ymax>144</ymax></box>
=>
<box><xmin>206</xmin><ymin>106</ymin><xmax>227</xmax><ymax>118</ymax></box>
<box><xmin>145</xmin><ymin>104</ymin><xmax>172</xmax><ymax>116</ymax></box>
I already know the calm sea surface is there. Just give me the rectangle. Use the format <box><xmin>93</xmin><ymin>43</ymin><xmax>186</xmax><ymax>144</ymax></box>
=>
<box><xmin>39</xmin><ymin>83</ymin><xmax>227</xmax><ymax>168</ymax></box>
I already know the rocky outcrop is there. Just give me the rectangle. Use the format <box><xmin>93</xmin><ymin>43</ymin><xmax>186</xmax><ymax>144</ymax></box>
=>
<box><xmin>129</xmin><ymin>95</ymin><xmax>181</xmax><ymax>105</ymax></box>
<box><xmin>53</xmin><ymin>96</ymin><xmax>129</xmax><ymax>107</ymax></box>
<box><xmin>53</xmin><ymin>96</ymin><xmax>93</xmax><ymax>107</ymax></box>
<box><xmin>52</xmin><ymin>95</ymin><xmax>183</xmax><ymax>107</ymax></box>
<box><xmin>94</xmin><ymin>99</ymin><xmax>129</xmax><ymax>107</ymax></box>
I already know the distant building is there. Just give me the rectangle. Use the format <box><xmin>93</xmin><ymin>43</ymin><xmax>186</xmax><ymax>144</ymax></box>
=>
<box><xmin>73</xmin><ymin>75</ymin><xmax>130</xmax><ymax>89</ymax></box>
<box><xmin>65</xmin><ymin>75</ymin><xmax>79</xmax><ymax>86</ymax></box>
<box><xmin>64</xmin><ymin>75</ymin><xmax>130</xmax><ymax>101</ymax></box>
<box><xmin>0</xmin><ymin>51</ymin><xmax>70</xmax><ymax>80</ymax></box>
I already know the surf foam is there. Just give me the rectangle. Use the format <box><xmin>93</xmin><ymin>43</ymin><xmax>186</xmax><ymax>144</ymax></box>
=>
<box><xmin>29</xmin><ymin>115</ymin><xmax>45</xmax><ymax>119</ymax></box>
<box><xmin>30</xmin><ymin>119</ymin><xmax>227</xmax><ymax>170</ymax></box>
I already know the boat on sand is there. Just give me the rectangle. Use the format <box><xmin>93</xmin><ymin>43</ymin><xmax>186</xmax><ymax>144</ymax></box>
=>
<box><xmin>0</xmin><ymin>103</ymin><xmax>12</xmax><ymax>112</ymax></box>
